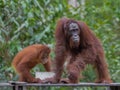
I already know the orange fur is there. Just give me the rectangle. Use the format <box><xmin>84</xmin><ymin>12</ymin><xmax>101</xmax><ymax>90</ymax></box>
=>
<box><xmin>44</xmin><ymin>18</ymin><xmax>112</xmax><ymax>84</ymax></box>
<box><xmin>12</xmin><ymin>44</ymin><xmax>51</xmax><ymax>83</ymax></box>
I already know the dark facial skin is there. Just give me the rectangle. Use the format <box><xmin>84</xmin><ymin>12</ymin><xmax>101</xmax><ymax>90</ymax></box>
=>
<box><xmin>68</xmin><ymin>23</ymin><xmax>80</xmax><ymax>48</ymax></box>
<box><xmin>69</xmin><ymin>23</ymin><xmax>80</xmax><ymax>42</ymax></box>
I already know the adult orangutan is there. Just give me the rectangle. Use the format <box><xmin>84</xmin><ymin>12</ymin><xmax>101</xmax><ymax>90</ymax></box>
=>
<box><xmin>44</xmin><ymin>17</ymin><xmax>112</xmax><ymax>84</ymax></box>
<box><xmin>12</xmin><ymin>44</ymin><xmax>51</xmax><ymax>83</ymax></box>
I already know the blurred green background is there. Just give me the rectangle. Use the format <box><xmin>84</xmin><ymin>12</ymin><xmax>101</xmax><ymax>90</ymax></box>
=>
<box><xmin>0</xmin><ymin>0</ymin><xmax>120</xmax><ymax>90</ymax></box>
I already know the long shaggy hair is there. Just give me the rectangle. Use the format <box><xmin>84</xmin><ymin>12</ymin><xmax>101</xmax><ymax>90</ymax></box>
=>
<box><xmin>52</xmin><ymin>17</ymin><xmax>112</xmax><ymax>83</ymax></box>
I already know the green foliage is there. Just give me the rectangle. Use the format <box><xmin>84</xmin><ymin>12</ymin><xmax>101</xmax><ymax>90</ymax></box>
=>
<box><xmin>84</xmin><ymin>0</ymin><xmax>120</xmax><ymax>82</ymax></box>
<box><xmin>0</xmin><ymin>1</ymin><xmax>120</xmax><ymax>89</ymax></box>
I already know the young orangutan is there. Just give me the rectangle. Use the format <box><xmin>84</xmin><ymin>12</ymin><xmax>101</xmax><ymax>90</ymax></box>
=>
<box><xmin>12</xmin><ymin>44</ymin><xmax>51</xmax><ymax>83</ymax></box>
